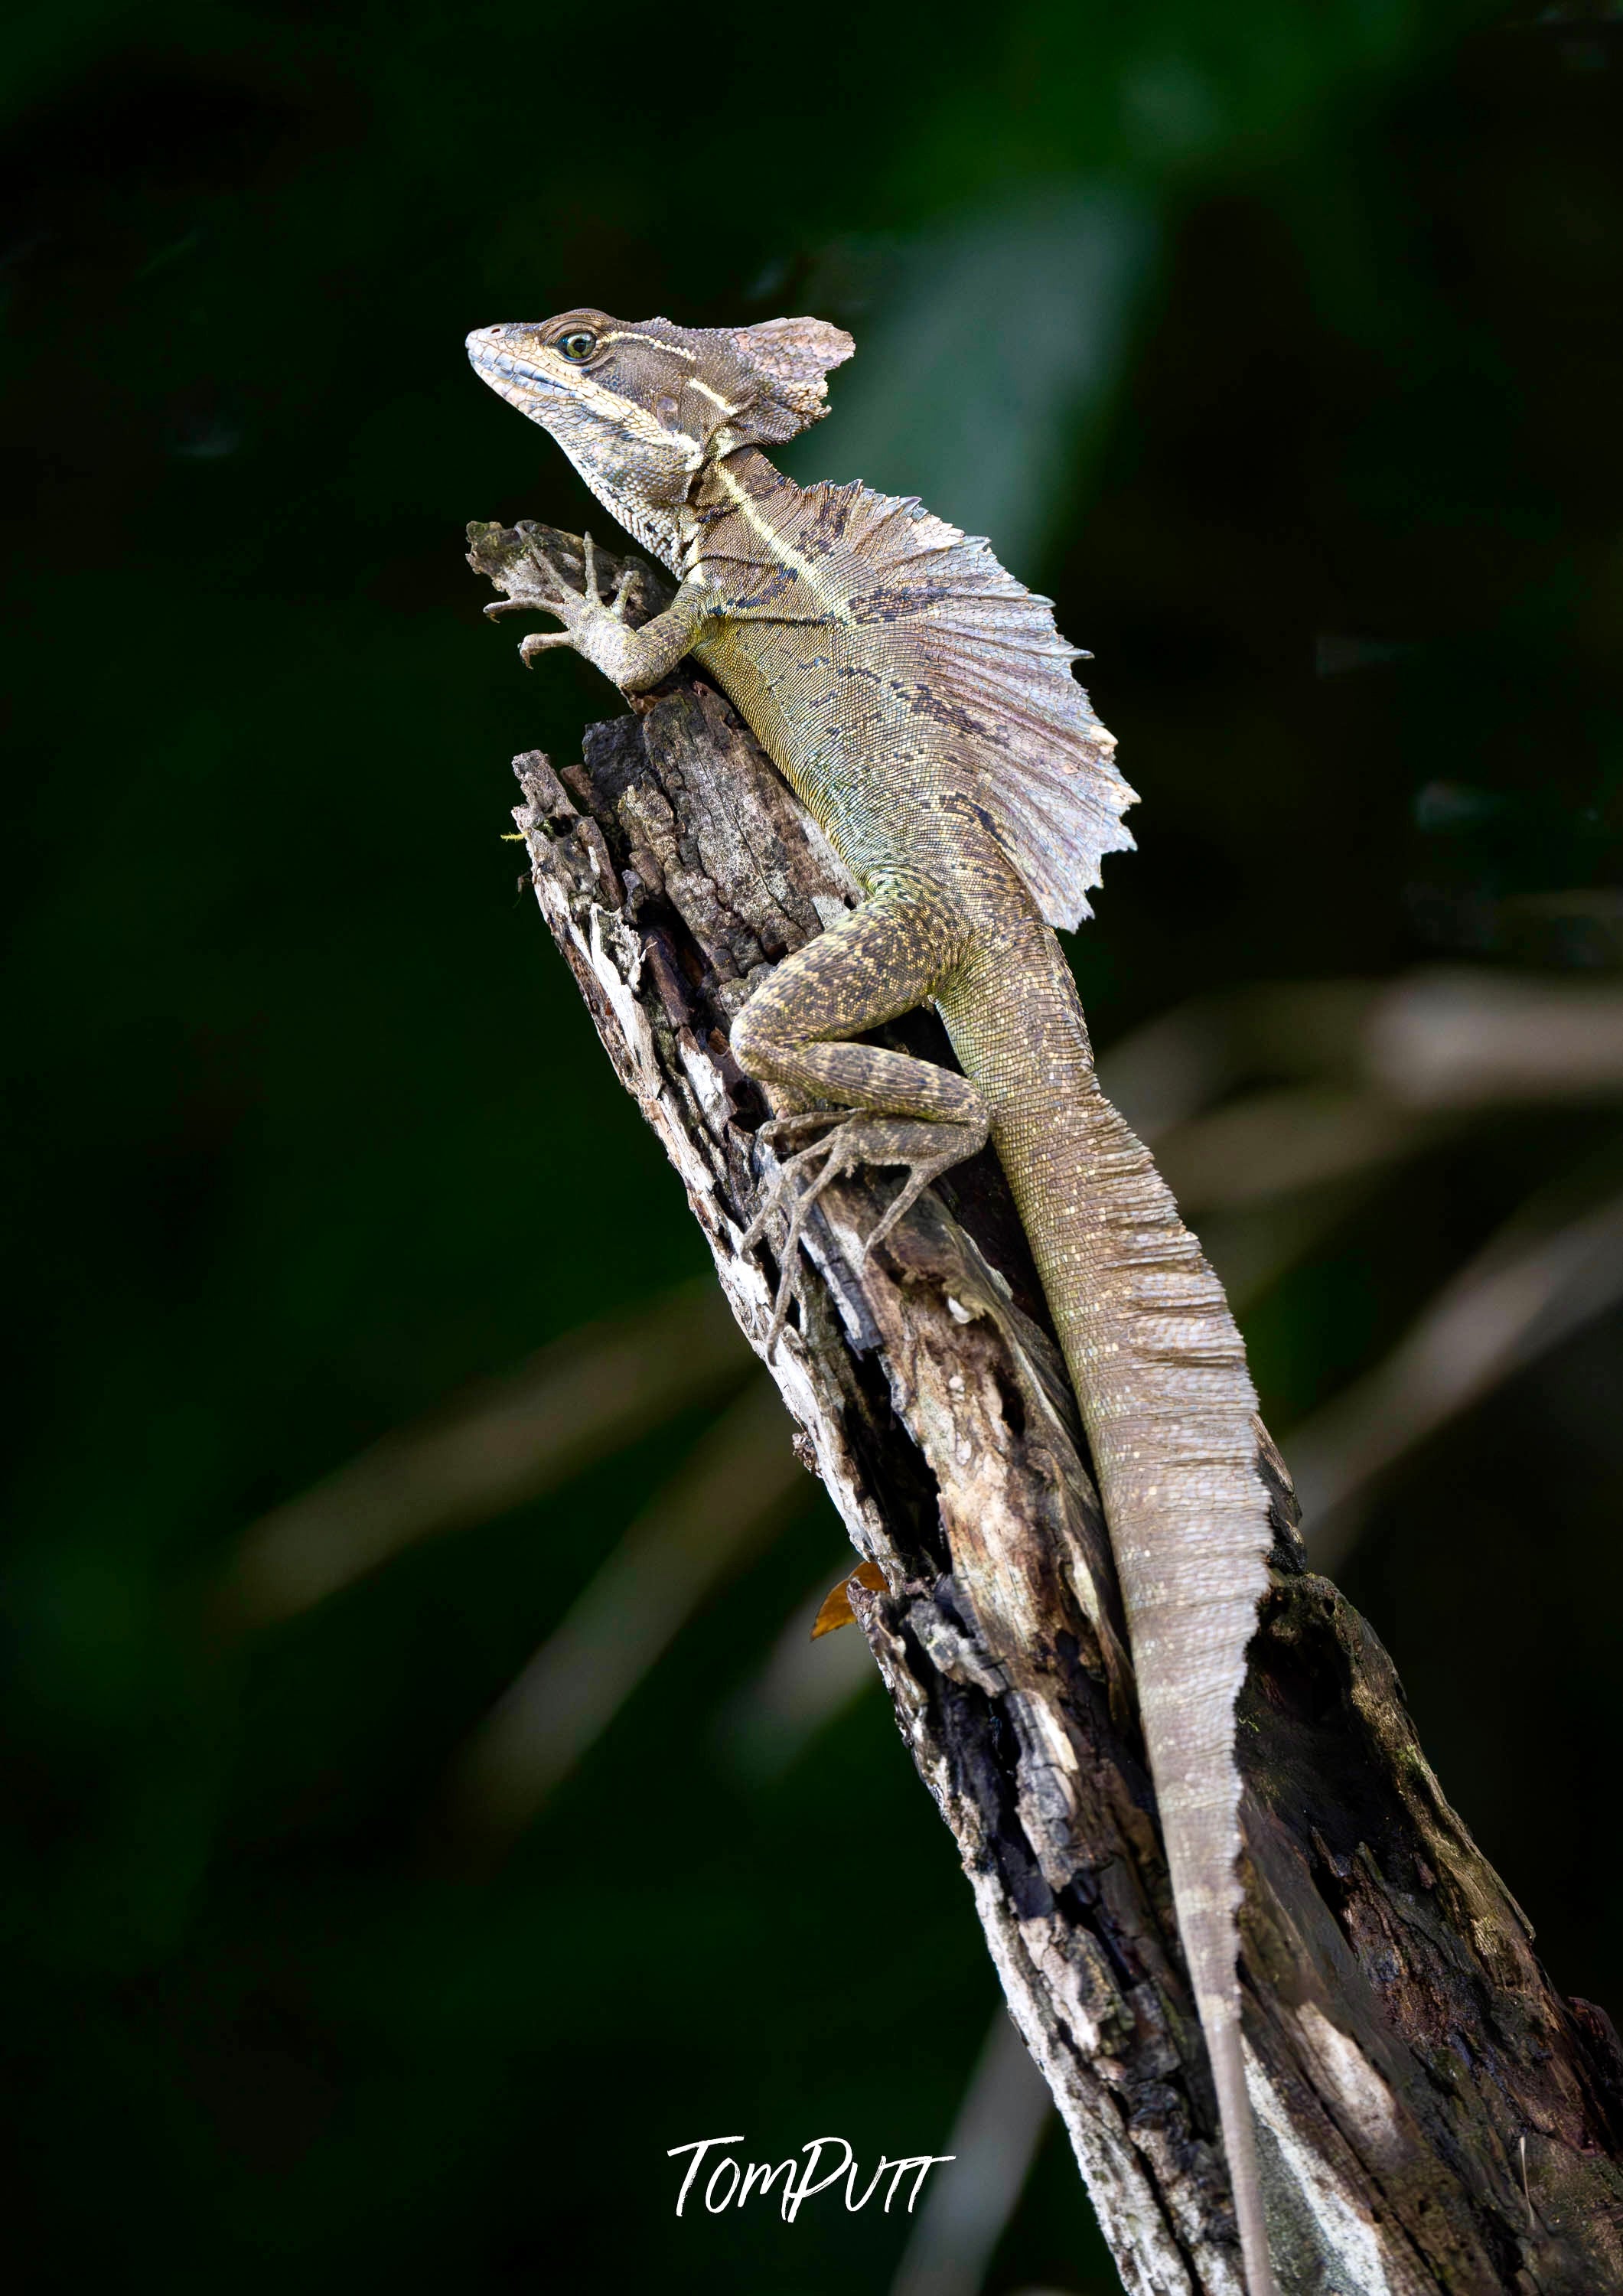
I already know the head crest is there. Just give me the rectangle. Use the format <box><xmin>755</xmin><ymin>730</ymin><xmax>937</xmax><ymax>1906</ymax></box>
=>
<box><xmin>725</xmin><ymin>316</ymin><xmax>854</xmax><ymax>443</ymax></box>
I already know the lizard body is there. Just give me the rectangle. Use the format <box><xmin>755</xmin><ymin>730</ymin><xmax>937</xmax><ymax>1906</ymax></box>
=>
<box><xmin>468</xmin><ymin>309</ymin><xmax>1279</xmax><ymax>2296</ymax></box>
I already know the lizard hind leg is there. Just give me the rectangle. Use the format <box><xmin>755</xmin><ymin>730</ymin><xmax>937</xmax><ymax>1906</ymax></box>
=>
<box><xmin>730</xmin><ymin>876</ymin><xmax>989</xmax><ymax>1351</ymax></box>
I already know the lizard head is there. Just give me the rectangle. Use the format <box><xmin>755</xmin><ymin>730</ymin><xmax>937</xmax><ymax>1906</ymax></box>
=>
<box><xmin>466</xmin><ymin>308</ymin><xmax>854</xmax><ymax>563</ymax></box>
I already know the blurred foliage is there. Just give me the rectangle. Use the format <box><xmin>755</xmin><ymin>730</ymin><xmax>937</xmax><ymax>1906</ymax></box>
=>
<box><xmin>5</xmin><ymin>1</ymin><xmax>1623</xmax><ymax>2290</ymax></box>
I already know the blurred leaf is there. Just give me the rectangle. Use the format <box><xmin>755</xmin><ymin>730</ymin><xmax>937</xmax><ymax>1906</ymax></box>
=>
<box><xmin>1298</xmin><ymin>1172</ymin><xmax>1623</xmax><ymax>1564</ymax></box>
<box><xmin>225</xmin><ymin>1280</ymin><xmax>749</xmax><ymax>1622</ymax></box>
<box><xmin>446</xmin><ymin>1375</ymin><xmax>810</xmax><ymax>1838</ymax></box>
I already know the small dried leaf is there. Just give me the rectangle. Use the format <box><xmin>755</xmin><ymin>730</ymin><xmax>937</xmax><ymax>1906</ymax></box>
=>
<box><xmin>810</xmin><ymin>1559</ymin><xmax>887</xmax><ymax>1639</ymax></box>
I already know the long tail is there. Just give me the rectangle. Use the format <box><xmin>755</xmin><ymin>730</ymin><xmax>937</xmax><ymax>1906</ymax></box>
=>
<box><xmin>972</xmin><ymin>953</ymin><xmax>1279</xmax><ymax>2296</ymax></box>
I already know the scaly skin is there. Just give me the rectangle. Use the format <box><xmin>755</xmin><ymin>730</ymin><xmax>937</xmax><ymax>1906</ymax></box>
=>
<box><xmin>468</xmin><ymin>308</ymin><xmax>1280</xmax><ymax>2296</ymax></box>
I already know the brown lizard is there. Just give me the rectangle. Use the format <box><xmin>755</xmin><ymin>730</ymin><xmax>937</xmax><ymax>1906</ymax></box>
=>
<box><xmin>468</xmin><ymin>306</ymin><xmax>1280</xmax><ymax>2296</ymax></box>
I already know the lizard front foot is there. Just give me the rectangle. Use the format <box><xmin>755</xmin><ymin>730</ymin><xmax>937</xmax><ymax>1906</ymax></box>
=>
<box><xmin>742</xmin><ymin>1107</ymin><xmax>989</xmax><ymax>1354</ymax></box>
<box><xmin>484</xmin><ymin>530</ymin><xmax>644</xmax><ymax>685</ymax></box>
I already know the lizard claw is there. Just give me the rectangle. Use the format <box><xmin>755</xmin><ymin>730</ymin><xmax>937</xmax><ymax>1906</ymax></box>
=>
<box><xmin>518</xmin><ymin>631</ymin><xmax>576</xmax><ymax>666</ymax></box>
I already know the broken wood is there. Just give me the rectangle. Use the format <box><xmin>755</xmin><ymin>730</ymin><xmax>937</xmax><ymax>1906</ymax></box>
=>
<box><xmin>469</xmin><ymin>517</ymin><xmax>1623</xmax><ymax>2296</ymax></box>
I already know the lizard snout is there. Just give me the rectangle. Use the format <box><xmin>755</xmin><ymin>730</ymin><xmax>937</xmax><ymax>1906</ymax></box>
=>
<box><xmin>465</xmin><ymin>325</ymin><xmax>566</xmax><ymax>405</ymax></box>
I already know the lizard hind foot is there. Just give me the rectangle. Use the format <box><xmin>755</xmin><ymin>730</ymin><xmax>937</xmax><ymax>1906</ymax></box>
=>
<box><xmin>854</xmin><ymin>1114</ymin><xmax>986</xmax><ymax>1254</ymax></box>
<box><xmin>742</xmin><ymin>1108</ymin><xmax>988</xmax><ymax>1355</ymax></box>
<box><xmin>738</xmin><ymin>1117</ymin><xmax>845</xmax><ymax>1353</ymax></box>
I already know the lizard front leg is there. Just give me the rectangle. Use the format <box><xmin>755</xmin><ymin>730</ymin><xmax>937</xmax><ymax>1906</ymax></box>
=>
<box><xmin>484</xmin><ymin>530</ymin><xmax>712</xmax><ymax>693</ymax></box>
<box><xmin>732</xmin><ymin>873</ymin><xmax>989</xmax><ymax>1346</ymax></box>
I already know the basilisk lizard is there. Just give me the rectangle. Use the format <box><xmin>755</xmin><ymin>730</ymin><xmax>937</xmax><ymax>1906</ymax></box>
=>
<box><xmin>468</xmin><ymin>308</ymin><xmax>1279</xmax><ymax>2296</ymax></box>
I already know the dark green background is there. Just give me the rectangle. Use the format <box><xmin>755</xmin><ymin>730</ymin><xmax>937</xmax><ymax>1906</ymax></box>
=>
<box><xmin>5</xmin><ymin>2</ymin><xmax>1623</xmax><ymax>2288</ymax></box>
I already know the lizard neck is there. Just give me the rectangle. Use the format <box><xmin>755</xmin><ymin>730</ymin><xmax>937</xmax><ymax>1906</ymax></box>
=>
<box><xmin>676</xmin><ymin>444</ymin><xmax>795</xmax><ymax>577</ymax></box>
<box><xmin>572</xmin><ymin>462</ymin><xmax>686</xmax><ymax>573</ymax></box>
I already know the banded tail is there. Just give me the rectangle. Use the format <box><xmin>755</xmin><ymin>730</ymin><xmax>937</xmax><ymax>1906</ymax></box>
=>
<box><xmin>950</xmin><ymin>944</ymin><xmax>1279</xmax><ymax>2296</ymax></box>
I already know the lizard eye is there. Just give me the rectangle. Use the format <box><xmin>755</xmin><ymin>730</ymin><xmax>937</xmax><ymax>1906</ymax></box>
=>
<box><xmin>556</xmin><ymin>328</ymin><xmax>598</xmax><ymax>363</ymax></box>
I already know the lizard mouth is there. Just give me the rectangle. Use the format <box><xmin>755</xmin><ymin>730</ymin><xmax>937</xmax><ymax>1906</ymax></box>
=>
<box><xmin>465</xmin><ymin>328</ymin><xmax>567</xmax><ymax>402</ymax></box>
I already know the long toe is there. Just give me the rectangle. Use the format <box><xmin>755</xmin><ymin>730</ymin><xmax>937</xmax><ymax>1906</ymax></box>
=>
<box><xmin>862</xmin><ymin>1172</ymin><xmax>930</xmax><ymax>1256</ymax></box>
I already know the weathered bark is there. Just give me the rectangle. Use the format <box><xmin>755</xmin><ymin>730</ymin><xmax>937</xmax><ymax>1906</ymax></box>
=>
<box><xmin>469</xmin><ymin>520</ymin><xmax>1623</xmax><ymax>2296</ymax></box>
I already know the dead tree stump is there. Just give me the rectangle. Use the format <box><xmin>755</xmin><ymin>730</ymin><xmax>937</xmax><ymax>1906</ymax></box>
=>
<box><xmin>469</xmin><ymin>518</ymin><xmax>1623</xmax><ymax>2296</ymax></box>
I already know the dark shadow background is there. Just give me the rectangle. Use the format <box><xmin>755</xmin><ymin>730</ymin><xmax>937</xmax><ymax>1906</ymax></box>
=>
<box><xmin>5</xmin><ymin>3</ymin><xmax>1622</xmax><ymax>2290</ymax></box>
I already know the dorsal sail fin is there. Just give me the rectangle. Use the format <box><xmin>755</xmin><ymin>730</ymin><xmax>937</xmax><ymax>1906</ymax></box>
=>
<box><xmin>805</xmin><ymin>481</ymin><xmax>1137</xmax><ymax>929</ymax></box>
